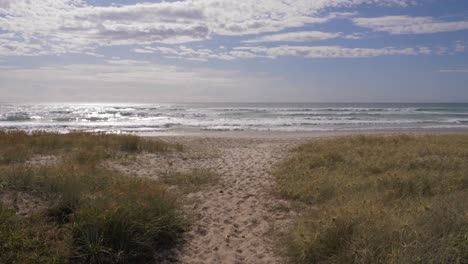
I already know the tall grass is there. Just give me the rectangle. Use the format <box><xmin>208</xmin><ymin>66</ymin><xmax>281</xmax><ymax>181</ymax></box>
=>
<box><xmin>0</xmin><ymin>131</ymin><xmax>185</xmax><ymax>264</ymax></box>
<box><xmin>0</xmin><ymin>203</ymin><xmax>69</xmax><ymax>264</ymax></box>
<box><xmin>275</xmin><ymin>135</ymin><xmax>468</xmax><ymax>263</ymax></box>
<box><xmin>0</xmin><ymin>130</ymin><xmax>179</xmax><ymax>164</ymax></box>
<box><xmin>0</xmin><ymin>163</ymin><xmax>183</xmax><ymax>264</ymax></box>
<box><xmin>71</xmin><ymin>179</ymin><xmax>182</xmax><ymax>263</ymax></box>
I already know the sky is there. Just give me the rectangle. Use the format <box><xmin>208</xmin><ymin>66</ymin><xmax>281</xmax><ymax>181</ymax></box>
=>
<box><xmin>0</xmin><ymin>0</ymin><xmax>467</xmax><ymax>103</ymax></box>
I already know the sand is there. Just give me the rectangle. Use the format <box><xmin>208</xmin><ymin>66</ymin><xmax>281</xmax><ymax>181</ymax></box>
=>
<box><xmin>6</xmin><ymin>129</ymin><xmax>466</xmax><ymax>263</ymax></box>
<box><xmin>110</xmin><ymin>135</ymin><xmax>306</xmax><ymax>264</ymax></box>
<box><xmin>111</xmin><ymin>129</ymin><xmax>468</xmax><ymax>263</ymax></box>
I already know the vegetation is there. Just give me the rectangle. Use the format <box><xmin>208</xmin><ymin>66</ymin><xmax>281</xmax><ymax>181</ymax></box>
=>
<box><xmin>275</xmin><ymin>135</ymin><xmax>468</xmax><ymax>264</ymax></box>
<box><xmin>0</xmin><ymin>204</ymin><xmax>69</xmax><ymax>264</ymax></box>
<box><xmin>0</xmin><ymin>130</ymin><xmax>181</xmax><ymax>165</ymax></box>
<box><xmin>0</xmin><ymin>131</ymin><xmax>184</xmax><ymax>264</ymax></box>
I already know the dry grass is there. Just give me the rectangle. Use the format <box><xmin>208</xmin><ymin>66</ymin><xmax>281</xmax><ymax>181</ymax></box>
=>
<box><xmin>0</xmin><ymin>131</ymin><xmax>185</xmax><ymax>264</ymax></box>
<box><xmin>0</xmin><ymin>204</ymin><xmax>69</xmax><ymax>264</ymax></box>
<box><xmin>0</xmin><ymin>130</ymin><xmax>180</xmax><ymax>165</ymax></box>
<box><xmin>275</xmin><ymin>135</ymin><xmax>468</xmax><ymax>264</ymax></box>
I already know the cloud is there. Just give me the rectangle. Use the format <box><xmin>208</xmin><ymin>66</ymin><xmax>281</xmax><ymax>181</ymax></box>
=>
<box><xmin>0</xmin><ymin>59</ymin><xmax>278</xmax><ymax>102</ymax></box>
<box><xmin>133</xmin><ymin>42</ymin><xmax>466</xmax><ymax>61</ymax></box>
<box><xmin>243</xmin><ymin>31</ymin><xmax>341</xmax><ymax>43</ymax></box>
<box><xmin>235</xmin><ymin>45</ymin><xmax>438</xmax><ymax>58</ymax></box>
<box><xmin>134</xmin><ymin>46</ymin><xmax>235</xmax><ymax>61</ymax></box>
<box><xmin>438</xmin><ymin>69</ymin><xmax>468</xmax><ymax>73</ymax></box>
<box><xmin>455</xmin><ymin>42</ymin><xmax>466</xmax><ymax>52</ymax></box>
<box><xmin>0</xmin><ymin>0</ymin><xmax>416</xmax><ymax>56</ymax></box>
<box><xmin>353</xmin><ymin>15</ymin><xmax>468</xmax><ymax>34</ymax></box>
<box><xmin>343</xmin><ymin>33</ymin><xmax>367</xmax><ymax>39</ymax></box>
<box><xmin>0</xmin><ymin>59</ymin><xmax>268</xmax><ymax>85</ymax></box>
<box><xmin>0</xmin><ymin>35</ymin><xmax>46</xmax><ymax>56</ymax></box>
<box><xmin>133</xmin><ymin>45</ymin><xmax>271</xmax><ymax>61</ymax></box>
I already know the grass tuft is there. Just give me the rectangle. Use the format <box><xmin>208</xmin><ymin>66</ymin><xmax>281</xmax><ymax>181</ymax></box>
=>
<box><xmin>71</xmin><ymin>179</ymin><xmax>182</xmax><ymax>264</ymax></box>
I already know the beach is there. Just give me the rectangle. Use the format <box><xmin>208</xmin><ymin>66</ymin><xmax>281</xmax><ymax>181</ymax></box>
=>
<box><xmin>118</xmin><ymin>135</ymin><xmax>301</xmax><ymax>263</ymax></box>
<box><xmin>1</xmin><ymin>130</ymin><xmax>467</xmax><ymax>263</ymax></box>
<box><xmin>3</xmin><ymin>0</ymin><xmax>467</xmax><ymax>262</ymax></box>
<box><xmin>124</xmin><ymin>130</ymin><xmax>468</xmax><ymax>263</ymax></box>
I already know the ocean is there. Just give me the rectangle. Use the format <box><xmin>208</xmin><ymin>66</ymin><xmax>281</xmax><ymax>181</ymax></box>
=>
<box><xmin>1</xmin><ymin>103</ymin><xmax>468</xmax><ymax>134</ymax></box>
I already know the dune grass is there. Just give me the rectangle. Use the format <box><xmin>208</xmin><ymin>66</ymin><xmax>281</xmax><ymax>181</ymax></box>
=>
<box><xmin>0</xmin><ymin>203</ymin><xmax>69</xmax><ymax>264</ymax></box>
<box><xmin>0</xmin><ymin>131</ymin><xmax>184</xmax><ymax>264</ymax></box>
<box><xmin>275</xmin><ymin>135</ymin><xmax>468</xmax><ymax>264</ymax></box>
<box><xmin>0</xmin><ymin>130</ymin><xmax>181</xmax><ymax>165</ymax></box>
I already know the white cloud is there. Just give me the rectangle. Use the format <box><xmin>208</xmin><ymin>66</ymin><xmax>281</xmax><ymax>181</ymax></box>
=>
<box><xmin>0</xmin><ymin>59</ymin><xmax>267</xmax><ymax>85</ymax></box>
<box><xmin>133</xmin><ymin>45</ymin><xmax>270</xmax><ymax>61</ymax></box>
<box><xmin>133</xmin><ymin>42</ymin><xmax>465</xmax><ymax>61</ymax></box>
<box><xmin>438</xmin><ymin>69</ymin><xmax>468</xmax><ymax>73</ymax></box>
<box><xmin>243</xmin><ymin>31</ymin><xmax>341</xmax><ymax>43</ymax></box>
<box><xmin>0</xmin><ymin>59</ymin><xmax>278</xmax><ymax>102</ymax></box>
<box><xmin>234</xmin><ymin>45</ymin><xmax>435</xmax><ymax>58</ymax></box>
<box><xmin>0</xmin><ymin>0</ymin><xmax>416</xmax><ymax>56</ymax></box>
<box><xmin>132</xmin><ymin>48</ymin><xmax>155</xmax><ymax>54</ymax></box>
<box><xmin>353</xmin><ymin>15</ymin><xmax>468</xmax><ymax>34</ymax></box>
<box><xmin>153</xmin><ymin>46</ymin><xmax>236</xmax><ymax>61</ymax></box>
<box><xmin>343</xmin><ymin>33</ymin><xmax>367</xmax><ymax>39</ymax></box>
<box><xmin>0</xmin><ymin>36</ymin><xmax>46</xmax><ymax>56</ymax></box>
<box><xmin>455</xmin><ymin>42</ymin><xmax>466</xmax><ymax>52</ymax></box>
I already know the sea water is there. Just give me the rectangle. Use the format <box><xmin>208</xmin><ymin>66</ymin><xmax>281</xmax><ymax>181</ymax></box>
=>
<box><xmin>1</xmin><ymin>103</ymin><xmax>468</xmax><ymax>134</ymax></box>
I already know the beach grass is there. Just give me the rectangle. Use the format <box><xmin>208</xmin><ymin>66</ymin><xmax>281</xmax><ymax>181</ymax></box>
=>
<box><xmin>0</xmin><ymin>131</ymin><xmax>184</xmax><ymax>264</ymax></box>
<box><xmin>0</xmin><ymin>130</ymin><xmax>180</xmax><ymax>165</ymax></box>
<box><xmin>275</xmin><ymin>135</ymin><xmax>468</xmax><ymax>264</ymax></box>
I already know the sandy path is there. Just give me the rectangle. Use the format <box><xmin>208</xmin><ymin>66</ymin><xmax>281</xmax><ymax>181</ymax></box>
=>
<box><xmin>177</xmin><ymin>139</ymin><xmax>298</xmax><ymax>264</ymax></box>
<box><xmin>114</xmin><ymin>137</ymin><xmax>301</xmax><ymax>263</ymax></box>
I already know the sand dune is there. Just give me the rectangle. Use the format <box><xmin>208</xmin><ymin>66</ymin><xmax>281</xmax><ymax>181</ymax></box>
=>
<box><xmin>111</xmin><ymin>137</ymin><xmax>303</xmax><ymax>263</ymax></box>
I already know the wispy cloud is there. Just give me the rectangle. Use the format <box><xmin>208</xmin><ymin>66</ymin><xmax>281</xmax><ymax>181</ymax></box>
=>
<box><xmin>243</xmin><ymin>31</ymin><xmax>341</xmax><ymax>43</ymax></box>
<box><xmin>438</xmin><ymin>69</ymin><xmax>468</xmax><ymax>73</ymax></box>
<box><xmin>135</xmin><ymin>45</ymin><xmax>275</xmax><ymax>61</ymax></box>
<box><xmin>0</xmin><ymin>59</ymin><xmax>279</xmax><ymax>101</ymax></box>
<box><xmin>235</xmin><ymin>45</ymin><xmax>438</xmax><ymax>59</ymax></box>
<box><xmin>353</xmin><ymin>15</ymin><xmax>468</xmax><ymax>34</ymax></box>
<box><xmin>0</xmin><ymin>0</ymin><xmax>417</xmax><ymax>56</ymax></box>
<box><xmin>455</xmin><ymin>42</ymin><xmax>466</xmax><ymax>52</ymax></box>
<box><xmin>132</xmin><ymin>42</ymin><xmax>465</xmax><ymax>61</ymax></box>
